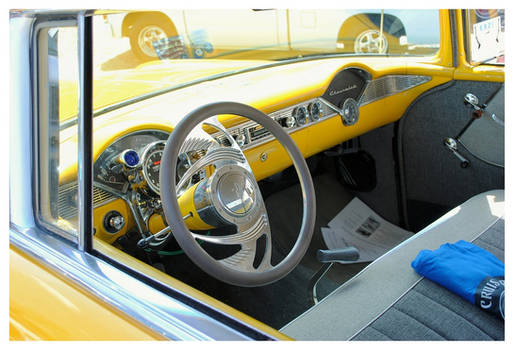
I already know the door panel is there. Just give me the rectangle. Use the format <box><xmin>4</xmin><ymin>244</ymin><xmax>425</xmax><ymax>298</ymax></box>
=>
<box><xmin>398</xmin><ymin>80</ymin><xmax>504</xmax><ymax>231</ymax></box>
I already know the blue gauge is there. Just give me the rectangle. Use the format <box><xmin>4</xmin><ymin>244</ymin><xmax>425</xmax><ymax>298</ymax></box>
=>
<box><xmin>119</xmin><ymin>149</ymin><xmax>140</xmax><ymax>168</ymax></box>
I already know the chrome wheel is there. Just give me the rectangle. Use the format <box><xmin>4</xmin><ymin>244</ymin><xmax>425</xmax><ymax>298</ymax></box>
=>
<box><xmin>354</xmin><ymin>29</ymin><xmax>388</xmax><ymax>54</ymax></box>
<box><xmin>137</xmin><ymin>25</ymin><xmax>168</xmax><ymax>58</ymax></box>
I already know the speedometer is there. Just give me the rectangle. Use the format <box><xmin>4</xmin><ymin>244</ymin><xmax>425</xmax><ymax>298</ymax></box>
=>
<box><xmin>141</xmin><ymin>140</ymin><xmax>206</xmax><ymax>196</ymax></box>
<box><xmin>144</xmin><ymin>149</ymin><xmax>163</xmax><ymax>194</ymax></box>
<box><xmin>141</xmin><ymin>141</ymin><xmax>166</xmax><ymax>195</ymax></box>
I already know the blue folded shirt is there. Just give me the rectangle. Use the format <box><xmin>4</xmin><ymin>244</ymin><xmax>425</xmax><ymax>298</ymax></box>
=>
<box><xmin>412</xmin><ymin>240</ymin><xmax>504</xmax><ymax>318</ymax></box>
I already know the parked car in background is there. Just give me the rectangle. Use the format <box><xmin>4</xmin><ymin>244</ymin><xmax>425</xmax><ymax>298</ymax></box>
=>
<box><xmin>103</xmin><ymin>9</ymin><xmax>440</xmax><ymax>60</ymax></box>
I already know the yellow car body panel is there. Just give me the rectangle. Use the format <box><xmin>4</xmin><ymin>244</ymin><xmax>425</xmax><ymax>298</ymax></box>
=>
<box><xmin>9</xmin><ymin>245</ymin><xmax>164</xmax><ymax>340</ymax></box>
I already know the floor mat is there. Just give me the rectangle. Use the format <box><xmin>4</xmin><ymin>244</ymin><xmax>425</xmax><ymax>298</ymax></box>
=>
<box><xmin>321</xmin><ymin>197</ymin><xmax>413</xmax><ymax>263</ymax></box>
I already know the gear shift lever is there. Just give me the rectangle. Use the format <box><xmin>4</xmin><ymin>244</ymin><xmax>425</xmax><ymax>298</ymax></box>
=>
<box><xmin>308</xmin><ymin>247</ymin><xmax>360</xmax><ymax>304</ymax></box>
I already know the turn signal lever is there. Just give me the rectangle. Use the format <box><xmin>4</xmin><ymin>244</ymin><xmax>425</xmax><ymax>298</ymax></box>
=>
<box><xmin>308</xmin><ymin>247</ymin><xmax>360</xmax><ymax>304</ymax></box>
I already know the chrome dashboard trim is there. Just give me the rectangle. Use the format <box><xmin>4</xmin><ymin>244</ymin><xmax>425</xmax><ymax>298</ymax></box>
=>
<box><xmin>359</xmin><ymin>75</ymin><xmax>432</xmax><ymax>106</ymax></box>
<box><xmin>9</xmin><ymin>223</ymin><xmax>258</xmax><ymax>340</ymax></box>
<box><xmin>211</xmin><ymin>75</ymin><xmax>430</xmax><ymax>152</ymax></box>
<box><xmin>212</xmin><ymin>97</ymin><xmax>338</xmax><ymax>151</ymax></box>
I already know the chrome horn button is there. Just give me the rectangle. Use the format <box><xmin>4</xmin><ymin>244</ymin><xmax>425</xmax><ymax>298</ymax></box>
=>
<box><xmin>217</xmin><ymin>172</ymin><xmax>256</xmax><ymax>215</ymax></box>
<box><xmin>194</xmin><ymin>164</ymin><xmax>263</xmax><ymax>227</ymax></box>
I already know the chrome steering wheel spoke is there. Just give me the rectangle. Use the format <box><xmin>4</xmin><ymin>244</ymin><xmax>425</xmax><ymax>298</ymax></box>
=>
<box><xmin>192</xmin><ymin>213</ymin><xmax>273</xmax><ymax>271</ymax></box>
<box><xmin>176</xmin><ymin>116</ymin><xmax>252</xmax><ymax>194</ymax></box>
<box><xmin>182</xmin><ymin>116</ymin><xmax>273</xmax><ymax>271</ymax></box>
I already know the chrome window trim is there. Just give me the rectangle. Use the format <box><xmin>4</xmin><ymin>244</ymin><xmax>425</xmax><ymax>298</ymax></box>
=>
<box><xmin>31</xmin><ymin>15</ymin><xmax>80</xmax><ymax>244</ymax></box>
<box><xmin>77</xmin><ymin>11</ymin><xmax>94</xmax><ymax>252</ymax></box>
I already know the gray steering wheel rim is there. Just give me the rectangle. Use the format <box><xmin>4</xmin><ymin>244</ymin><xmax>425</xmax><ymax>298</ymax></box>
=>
<box><xmin>160</xmin><ymin>101</ymin><xmax>316</xmax><ymax>287</ymax></box>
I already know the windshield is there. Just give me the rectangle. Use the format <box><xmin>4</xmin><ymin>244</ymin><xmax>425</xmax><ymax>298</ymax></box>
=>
<box><xmin>57</xmin><ymin>9</ymin><xmax>441</xmax><ymax>125</ymax></box>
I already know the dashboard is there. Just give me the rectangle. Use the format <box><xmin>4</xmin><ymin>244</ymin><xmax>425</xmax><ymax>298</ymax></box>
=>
<box><xmin>56</xmin><ymin>65</ymin><xmax>437</xmax><ymax>244</ymax></box>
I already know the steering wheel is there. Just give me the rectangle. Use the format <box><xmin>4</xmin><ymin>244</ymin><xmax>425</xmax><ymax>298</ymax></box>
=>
<box><xmin>160</xmin><ymin>102</ymin><xmax>316</xmax><ymax>287</ymax></box>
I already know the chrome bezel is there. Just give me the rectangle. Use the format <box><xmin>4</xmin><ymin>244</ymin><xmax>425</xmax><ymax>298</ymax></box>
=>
<box><xmin>341</xmin><ymin>98</ymin><xmax>359</xmax><ymax>126</ymax></box>
<box><xmin>308</xmin><ymin>101</ymin><xmax>323</xmax><ymax>121</ymax></box>
<box><xmin>140</xmin><ymin>140</ymin><xmax>166</xmax><ymax>195</ymax></box>
<box><xmin>294</xmin><ymin>105</ymin><xmax>309</xmax><ymax>126</ymax></box>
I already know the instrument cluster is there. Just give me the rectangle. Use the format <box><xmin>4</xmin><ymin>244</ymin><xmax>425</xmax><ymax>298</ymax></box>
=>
<box><xmin>95</xmin><ymin>130</ymin><xmax>207</xmax><ymax>198</ymax></box>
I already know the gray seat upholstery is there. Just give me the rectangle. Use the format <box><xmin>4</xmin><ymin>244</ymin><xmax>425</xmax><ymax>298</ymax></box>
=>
<box><xmin>280</xmin><ymin>190</ymin><xmax>504</xmax><ymax>340</ymax></box>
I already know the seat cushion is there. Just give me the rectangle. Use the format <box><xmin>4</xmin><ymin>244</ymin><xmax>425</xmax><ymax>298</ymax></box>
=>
<box><xmin>352</xmin><ymin>218</ymin><xmax>504</xmax><ymax>340</ymax></box>
<box><xmin>280</xmin><ymin>190</ymin><xmax>504</xmax><ymax>340</ymax></box>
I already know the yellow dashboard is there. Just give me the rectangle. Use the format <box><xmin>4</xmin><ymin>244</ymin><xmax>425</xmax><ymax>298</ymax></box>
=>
<box><xmin>56</xmin><ymin>56</ymin><xmax>459</xmax><ymax>244</ymax></box>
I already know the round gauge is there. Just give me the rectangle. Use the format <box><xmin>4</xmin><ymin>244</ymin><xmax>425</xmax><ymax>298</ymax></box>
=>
<box><xmin>141</xmin><ymin>141</ymin><xmax>166</xmax><ymax>195</ymax></box>
<box><xmin>341</xmin><ymin>98</ymin><xmax>359</xmax><ymax>126</ymax></box>
<box><xmin>308</xmin><ymin>101</ymin><xmax>323</xmax><ymax>121</ymax></box>
<box><xmin>119</xmin><ymin>149</ymin><xmax>140</xmax><ymax>167</ymax></box>
<box><xmin>144</xmin><ymin>149</ymin><xmax>163</xmax><ymax>194</ymax></box>
<box><xmin>294</xmin><ymin>106</ymin><xmax>308</xmax><ymax>126</ymax></box>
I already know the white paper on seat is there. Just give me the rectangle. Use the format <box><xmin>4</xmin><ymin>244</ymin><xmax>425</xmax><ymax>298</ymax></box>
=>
<box><xmin>321</xmin><ymin>197</ymin><xmax>412</xmax><ymax>263</ymax></box>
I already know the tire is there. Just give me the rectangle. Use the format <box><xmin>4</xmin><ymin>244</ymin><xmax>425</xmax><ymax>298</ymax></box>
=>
<box><xmin>128</xmin><ymin>17</ymin><xmax>176</xmax><ymax>61</ymax></box>
<box><xmin>353</xmin><ymin>29</ymin><xmax>389</xmax><ymax>54</ymax></box>
<box><xmin>336</xmin><ymin>13</ymin><xmax>404</xmax><ymax>54</ymax></box>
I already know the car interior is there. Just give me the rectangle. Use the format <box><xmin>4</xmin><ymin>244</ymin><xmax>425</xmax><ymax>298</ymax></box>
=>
<box><xmin>37</xmin><ymin>9</ymin><xmax>504</xmax><ymax>340</ymax></box>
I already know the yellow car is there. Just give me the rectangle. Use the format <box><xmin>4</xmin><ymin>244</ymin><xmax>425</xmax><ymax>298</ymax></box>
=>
<box><xmin>10</xmin><ymin>9</ymin><xmax>505</xmax><ymax>340</ymax></box>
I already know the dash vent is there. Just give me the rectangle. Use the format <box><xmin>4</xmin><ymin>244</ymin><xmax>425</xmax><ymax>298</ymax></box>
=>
<box><xmin>58</xmin><ymin>183</ymin><xmax>116</xmax><ymax>220</ymax></box>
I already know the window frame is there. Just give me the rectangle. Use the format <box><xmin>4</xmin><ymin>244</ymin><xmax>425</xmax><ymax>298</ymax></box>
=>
<box><xmin>461</xmin><ymin>9</ymin><xmax>505</xmax><ymax>67</ymax></box>
<box><xmin>32</xmin><ymin>14</ymin><xmax>81</xmax><ymax>244</ymax></box>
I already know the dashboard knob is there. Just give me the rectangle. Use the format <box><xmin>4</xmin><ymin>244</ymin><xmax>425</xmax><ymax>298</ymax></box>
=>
<box><xmin>103</xmin><ymin>211</ymin><xmax>125</xmax><ymax>233</ymax></box>
<box><xmin>282</xmin><ymin>116</ymin><xmax>296</xmax><ymax>128</ymax></box>
<box><xmin>234</xmin><ymin>133</ymin><xmax>247</xmax><ymax>147</ymax></box>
